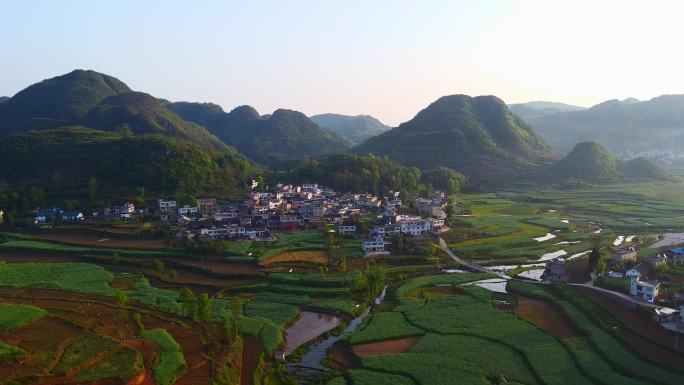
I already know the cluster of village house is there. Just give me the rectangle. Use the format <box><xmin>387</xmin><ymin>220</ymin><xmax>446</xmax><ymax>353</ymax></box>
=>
<box><xmin>32</xmin><ymin>183</ymin><xmax>449</xmax><ymax>253</ymax></box>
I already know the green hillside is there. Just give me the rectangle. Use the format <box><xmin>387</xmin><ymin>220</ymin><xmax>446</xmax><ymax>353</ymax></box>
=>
<box><xmin>0</xmin><ymin>70</ymin><xmax>228</xmax><ymax>151</ymax></box>
<box><xmin>168</xmin><ymin>102</ymin><xmax>353</xmax><ymax>165</ymax></box>
<box><xmin>620</xmin><ymin>157</ymin><xmax>669</xmax><ymax>180</ymax></box>
<box><xmin>549</xmin><ymin>141</ymin><xmax>621</xmax><ymax>183</ymax></box>
<box><xmin>353</xmin><ymin>94</ymin><xmax>558</xmax><ymax>182</ymax></box>
<box><xmin>82</xmin><ymin>92</ymin><xmax>229</xmax><ymax>150</ymax></box>
<box><xmin>0</xmin><ymin>127</ymin><xmax>253</xmax><ymax>196</ymax></box>
<box><xmin>0</xmin><ymin>70</ymin><xmax>131</xmax><ymax>136</ymax></box>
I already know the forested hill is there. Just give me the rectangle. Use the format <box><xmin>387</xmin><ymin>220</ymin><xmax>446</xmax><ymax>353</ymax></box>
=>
<box><xmin>0</xmin><ymin>70</ymin><xmax>228</xmax><ymax>150</ymax></box>
<box><xmin>0</xmin><ymin>126</ymin><xmax>254</xmax><ymax>197</ymax></box>
<box><xmin>353</xmin><ymin>94</ymin><xmax>559</xmax><ymax>182</ymax></box>
<box><xmin>310</xmin><ymin>113</ymin><xmax>390</xmax><ymax>145</ymax></box>
<box><xmin>168</xmin><ymin>102</ymin><xmax>353</xmax><ymax>166</ymax></box>
<box><xmin>548</xmin><ymin>141</ymin><xmax>669</xmax><ymax>184</ymax></box>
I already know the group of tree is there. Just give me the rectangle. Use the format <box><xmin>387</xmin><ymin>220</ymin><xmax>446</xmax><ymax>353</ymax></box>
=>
<box><xmin>284</xmin><ymin>153</ymin><xmax>466</xmax><ymax>197</ymax></box>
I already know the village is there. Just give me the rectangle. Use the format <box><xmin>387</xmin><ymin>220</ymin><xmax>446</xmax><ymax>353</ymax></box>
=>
<box><xmin>32</xmin><ymin>181</ymin><xmax>449</xmax><ymax>255</ymax></box>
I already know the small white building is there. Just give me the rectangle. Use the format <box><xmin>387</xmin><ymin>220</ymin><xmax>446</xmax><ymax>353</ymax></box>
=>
<box><xmin>630</xmin><ymin>276</ymin><xmax>661</xmax><ymax>303</ymax></box>
<box><xmin>396</xmin><ymin>215</ymin><xmax>432</xmax><ymax>236</ymax></box>
<box><xmin>363</xmin><ymin>236</ymin><xmax>390</xmax><ymax>253</ymax></box>
<box><xmin>157</xmin><ymin>199</ymin><xmax>177</xmax><ymax>213</ymax></box>
<box><xmin>339</xmin><ymin>224</ymin><xmax>358</xmax><ymax>236</ymax></box>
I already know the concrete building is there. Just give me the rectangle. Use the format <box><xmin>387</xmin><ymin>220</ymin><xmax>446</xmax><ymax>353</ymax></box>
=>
<box><xmin>630</xmin><ymin>276</ymin><xmax>661</xmax><ymax>303</ymax></box>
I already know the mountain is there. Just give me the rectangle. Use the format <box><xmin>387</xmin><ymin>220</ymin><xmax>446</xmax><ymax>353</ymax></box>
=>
<box><xmin>168</xmin><ymin>102</ymin><xmax>353</xmax><ymax>165</ymax></box>
<box><xmin>0</xmin><ymin>96</ymin><xmax>9</xmax><ymax>103</ymax></box>
<box><xmin>0</xmin><ymin>70</ymin><xmax>229</xmax><ymax>151</ymax></box>
<box><xmin>518</xmin><ymin>95</ymin><xmax>684</xmax><ymax>154</ymax></box>
<box><xmin>549</xmin><ymin>141</ymin><xmax>668</xmax><ymax>183</ymax></box>
<box><xmin>0</xmin><ymin>126</ymin><xmax>253</xmax><ymax>196</ymax></box>
<box><xmin>509</xmin><ymin>101</ymin><xmax>586</xmax><ymax>122</ymax></box>
<box><xmin>0</xmin><ymin>70</ymin><xmax>131</xmax><ymax>136</ymax></box>
<box><xmin>309</xmin><ymin>113</ymin><xmax>390</xmax><ymax>145</ymax></box>
<box><xmin>352</xmin><ymin>95</ymin><xmax>559</xmax><ymax>182</ymax></box>
<box><xmin>81</xmin><ymin>92</ymin><xmax>228</xmax><ymax>150</ymax></box>
<box><xmin>620</xmin><ymin>157</ymin><xmax>668</xmax><ymax>180</ymax></box>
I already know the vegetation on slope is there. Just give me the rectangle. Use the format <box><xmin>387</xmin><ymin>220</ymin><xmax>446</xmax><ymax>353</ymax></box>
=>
<box><xmin>353</xmin><ymin>94</ymin><xmax>559</xmax><ymax>182</ymax></box>
<box><xmin>285</xmin><ymin>153</ymin><xmax>466</xmax><ymax>196</ymax></box>
<box><xmin>169</xmin><ymin>102</ymin><xmax>353</xmax><ymax>165</ymax></box>
<box><xmin>0</xmin><ymin>126</ymin><xmax>253</xmax><ymax>196</ymax></box>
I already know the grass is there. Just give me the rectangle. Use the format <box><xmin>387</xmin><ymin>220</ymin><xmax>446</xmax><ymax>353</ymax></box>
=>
<box><xmin>333</xmin><ymin>369</ymin><xmax>415</xmax><ymax>385</ymax></box>
<box><xmin>74</xmin><ymin>348</ymin><xmax>144</xmax><ymax>382</ymax></box>
<box><xmin>141</xmin><ymin>329</ymin><xmax>188</xmax><ymax>385</ymax></box>
<box><xmin>0</xmin><ymin>262</ymin><xmax>117</xmax><ymax>295</ymax></box>
<box><xmin>348</xmin><ymin>312</ymin><xmax>424</xmax><ymax>345</ymax></box>
<box><xmin>0</xmin><ymin>303</ymin><xmax>48</xmax><ymax>331</ymax></box>
<box><xmin>244</xmin><ymin>300</ymin><xmax>300</xmax><ymax>327</ymax></box>
<box><xmin>0</xmin><ymin>341</ymin><xmax>25</xmax><ymax>363</ymax></box>
<box><xmin>54</xmin><ymin>335</ymin><xmax>119</xmax><ymax>374</ymax></box>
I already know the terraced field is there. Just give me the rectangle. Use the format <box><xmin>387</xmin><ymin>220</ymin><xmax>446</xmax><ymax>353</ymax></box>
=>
<box><xmin>327</xmin><ymin>274</ymin><xmax>684</xmax><ymax>385</ymax></box>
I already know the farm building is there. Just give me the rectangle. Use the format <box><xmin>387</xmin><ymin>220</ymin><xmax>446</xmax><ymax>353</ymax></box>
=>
<box><xmin>613</xmin><ymin>247</ymin><xmax>637</xmax><ymax>263</ymax></box>
<box><xmin>541</xmin><ymin>258</ymin><xmax>568</xmax><ymax>283</ymax></box>
<box><xmin>630</xmin><ymin>276</ymin><xmax>661</xmax><ymax>303</ymax></box>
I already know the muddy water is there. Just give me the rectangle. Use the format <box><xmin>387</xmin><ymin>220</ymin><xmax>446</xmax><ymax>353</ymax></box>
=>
<box><xmin>277</xmin><ymin>312</ymin><xmax>342</xmax><ymax>357</ymax></box>
<box><xmin>287</xmin><ymin>286</ymin><xmax>388</xmax><ymax>382</ymax></box>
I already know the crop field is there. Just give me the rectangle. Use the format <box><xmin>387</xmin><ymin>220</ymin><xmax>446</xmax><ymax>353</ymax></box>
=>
<box><xmin>327</xmin><ymin>273</ymin><xmax>684</xmax><ymax>385</ymax></box>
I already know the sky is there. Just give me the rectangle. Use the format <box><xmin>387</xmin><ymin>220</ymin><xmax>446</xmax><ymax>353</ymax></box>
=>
<box><xmin>3</xmin><ymin>0</ymin><xmax>684</xmax><ymax>126</ymax></box>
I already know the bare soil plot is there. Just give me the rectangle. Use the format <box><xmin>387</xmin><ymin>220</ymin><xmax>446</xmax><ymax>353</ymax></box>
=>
<box><xmin>329</xmin><ymin>343</ymin><xmax>361</xmax><ymax>369</ymax></box>
<box><xmin>352</xmin><ymin>336</ymin><xmax>422</xmax><ymax>357</ymax></box>
<box><xmin>514</xmin><ymin>296</ymin><xmax>583</xmax><ymax>339</ymax></box>
<box><xmin>240</xmin><ymin>335</ymin><xmax>262</xmax><ymax>385</ymax></box>
<box><xmin>260</xmin><ymin>250</ymin><xmax>329</xmax><ymax>266</ymax></box>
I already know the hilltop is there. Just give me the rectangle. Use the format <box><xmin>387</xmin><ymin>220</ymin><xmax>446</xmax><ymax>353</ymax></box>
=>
<box><xmin>549</xmin><ymin>141</ymin><xmax>668</xmax><ymax>183</ymax></box>
<box><xmin>168</xmin><ymin>102</ymin><xmax>353</xmax><ymax>165</ymax></box>
<box><xmin>310</xmin><ymin>113</ymin><xmax>390</xmax><ymax>145</ymax></box>
<box><xmin>0</xmin><ymin>70</ymin><xmax>227</xmax><ymax>150</ymax></box>
<box><xmin>352</xmin><ymin>94</ymin><xmax>559</xmax><ymax>182</ymax></box>
<box><xmin>517</xmin><ymin>95</ymin><xmax>684</xmax><ymax>154</ymax></box>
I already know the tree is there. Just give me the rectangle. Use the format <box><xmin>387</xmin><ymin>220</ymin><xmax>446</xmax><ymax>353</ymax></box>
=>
<box><xmin>116</xmin><ymin>123</ymin><xmax>133</xmax><ymax>137</ymax></box>
<box><xmin>87</xmin><ymin>178</ymin><xmax>97</xmax><ymax>202</ymax></box>
<box><xmin>180</xmin><ymin>287</ymin><xmax>197</xmax><ymax>318</ymax></box>
<box><xmin>169</xmin><ymin>270</ymin><xmax>178</xmax><ymax>280</ymax></box>
<box><xmin>595</xmin><ymin>259</ymin><xmax>607</xmax><ymax>276</ymax></box>
<box><xmin>363</xmin><ymin>261</ymin><xmax>386</xmax><ymax>299</ymax></box>
<box><xmin>197</xmin><ymin>293</ymin><xmax>211</xmax><ymax>322</ymax></box>
<box><xmin>153</xmin><ymin>259</ymin><xmax>165</xmax><ymax>273</ymax></box>
<box><xmin>588</xmin><ymin>248</ymin><xmax>602</xmax><ymax>273</ymax></box>
<box><xmin>135</xmin><ymin>187</ymin><xmax>146</xmax><ymax>205</ymax></box>
<box><xmin>116</xmin><ymin>292</ymin><xmax>129</xmax><ymax>307</ymax></box>
<box><xmin>111</xmin><ymin>253</ymin><xmax>121</xmax><ymax>265</ymax></box>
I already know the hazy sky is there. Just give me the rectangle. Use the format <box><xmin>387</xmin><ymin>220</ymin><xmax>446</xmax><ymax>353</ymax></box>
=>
<box><xmin>3</xmin><ymin>0</ymin><xmax>684</xmax><ymax>125</ymax></box>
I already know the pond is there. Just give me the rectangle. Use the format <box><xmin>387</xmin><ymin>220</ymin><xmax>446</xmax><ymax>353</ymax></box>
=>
<box><xmin>276</xmin><ymin>312</ymin><xmax>343</xmax><ymax>358</ymax></box>
<box><xmin>534</xmin><ymin>233</ymin><xmax>557</xmax><ymax>242</ymax></box>
<box><xmin>287</xmin><ymin>286</ymin><xmax>388</xmax><ymax>381</ymax></box>
<box><xmin>537</xmin><ymin>250</ymin><xmax>567</xmax><ymax>261</ymax></box>
<box><xmin>465</xmin><ymin>278</ymin><xmax>508</xmax><ymax>293</ymax></box>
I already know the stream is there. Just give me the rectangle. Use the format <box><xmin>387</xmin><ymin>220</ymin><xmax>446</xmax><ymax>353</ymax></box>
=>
<box><xmin>287</xmin><ymin>285</ymin><xmax>388</xmax><ymax>383</ymax></box>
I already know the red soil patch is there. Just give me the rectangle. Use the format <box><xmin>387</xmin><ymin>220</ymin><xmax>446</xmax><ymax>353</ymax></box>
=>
<box><xmin>260</xmin><ymin>250</ymin><xmax>328</xmax><ymax>266</ymax></box>
<box><xmin>240</xmin><ymin>334</ymin><xmax>262</xmax><ymax>385</ymax></box>
<box><xmin>352</xmin><ymin>336</ymin><xmax>422</xmax><ymax>357</ymax></box>
<box><xmin>514</xmin><ymin>296</ymin><xmax>583</xmax><ymax>339</ymax></box>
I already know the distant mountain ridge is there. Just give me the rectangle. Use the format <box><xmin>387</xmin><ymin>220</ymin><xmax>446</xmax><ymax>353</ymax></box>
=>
<box><xmin>169</xmin><ymin>102</ymin><xmax>353</xmax><ymax>165</ymax></box>
<box><xmin>310</xmin><ymin>113</ymin><xmax>390</xmax><ymax>145</ymax></box>
<box><xmin>353</xmin><ymin>94</ymin><xmax>559</xmax><ymax>182</ymax></box>
<box><xmin>0</xmin><ymin>96</ymin><xmax>9</xmax><ymax>103</ymax></box>
<box><xmin>516</xmin><ymin>95</ymin><xmax>684</xmax><ymax>154</ymax></box>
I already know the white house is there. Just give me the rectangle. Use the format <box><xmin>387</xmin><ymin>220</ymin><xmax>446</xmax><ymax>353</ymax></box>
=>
<box><xmin>339</xmin><ymin>224</ymin><xmax>358</xmax><ymax>236</ymax></box>
<box><xmin>396</xmin><ymin>215</ymin><xmax>432</xmax><ymax>236</ymax></box>
<box><xmin>157</xmin><ymin>199</ymin><xmax>177</xmax><ymax>213</ymax></box>
<box><xmin>630</xmin><ymin>276</ymin><xmax>661</xmax><ymax>303</ymax></box>
<box><xmin>363</xmin><ymin>236</ymin><xmax>390</xmax><ymax>253</ymax></box>
<box><xmin>178</xmin><ymin>205</ymin><xmax>199</xmax><ymax>217</ymax></box>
